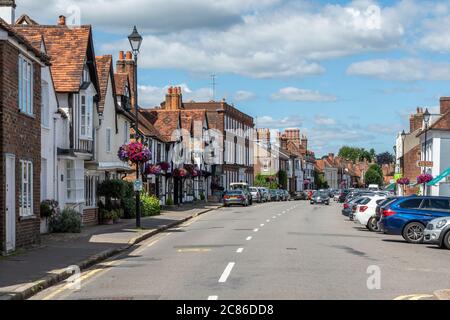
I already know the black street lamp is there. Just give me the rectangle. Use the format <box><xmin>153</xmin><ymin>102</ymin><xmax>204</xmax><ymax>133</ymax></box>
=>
<box><xmin>423</xmin><ymin>108</ymin><xmax>431</xmax><ymax>195</ymax></box>
<box><xmin>128</xmin><ymin>26</ymin><xmax>143</xmax><ymax>228</ymax></box>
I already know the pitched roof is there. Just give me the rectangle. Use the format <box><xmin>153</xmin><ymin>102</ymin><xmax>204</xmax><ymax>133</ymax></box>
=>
<box><xmin>15</xmin><ymin>14</ymin><xmax>39</xmax><ymax>26</ymax></box>
<box><xmin>140</xmin><ymin>109</ymin><xmax>180</xmax><ymax>142</ymax></box>
<box><xmin>0</xmin><ymin>18</ymin><xmax>50</xmax><ymax>64</ymax></box>
<box><xmin>14</xmin><ymin>23</ymin><xmax>98</xmax><ymax>93</ymax></box>
<box><xmin>95</xmin><ymin>55</ymin><xmax>112</xmax><ymax>114</ymax></box>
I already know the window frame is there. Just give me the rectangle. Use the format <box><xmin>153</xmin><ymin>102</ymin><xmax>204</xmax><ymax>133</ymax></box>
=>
<box><xmin>80</xmin><ymin>94</ymin><xmax>93</xmax><ymax>140</ymax></box>
<box><xmin>106</xmin><ymin>127</ymin><xmax>112</xmax><ymax>153</ymax></box>
<box><xmin>18</xmin><ymin>55</ymin><xmax>34</xmax><ymax>116</ymax></box>
<box><xmin>19</xmin><ymin>160</ymin><xmax>34</xmax><ymax>217</ymax></box>
<box><xmin>41</xmin><ymin>80</ymin><xmax>50</xmax><ymax>128</ymax></box>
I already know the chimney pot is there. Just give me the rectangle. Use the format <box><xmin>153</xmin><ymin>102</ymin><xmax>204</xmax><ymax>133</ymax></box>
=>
<box><xmin>58</xmin><ymin>15</ymin><xmax>66</xmax><ymax>25</ymax></box>
<box><xmin>126</xmin><ymin>51</ymin><xmax>133</xmax><ymax>60</ymax></box>
<box><xmin>119</xmin><ymin>51</ymin><xmax>124</xmax><ymax>60</ymax></box>
<box><xmin>440</xmin><ymin>97</ymin><xmax>450</xmax><ymax>115</ymax></box>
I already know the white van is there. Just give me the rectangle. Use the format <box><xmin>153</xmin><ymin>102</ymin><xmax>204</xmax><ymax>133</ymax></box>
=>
<box><xmin>368</xmin><ymin>184</ymin><xmax>380</xmax><ymax>191</ymax></box>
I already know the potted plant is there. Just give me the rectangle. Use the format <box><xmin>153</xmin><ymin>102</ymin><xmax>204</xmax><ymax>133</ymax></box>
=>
<box><xmin>113</xmin><ymin>209</ymin><xmax>123</xmax><ymax>224</ymax></box>
<box><xmin>101</xmin><ymin>209</ymin><xmax>115</xmax><ymax>225</ymax></box>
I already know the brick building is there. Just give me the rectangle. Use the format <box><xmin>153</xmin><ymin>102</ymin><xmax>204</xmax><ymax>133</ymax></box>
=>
<box><xmin>0</xmin><ymin>18</ymin><xmax>50</xmax><ymax>252</ymax></box>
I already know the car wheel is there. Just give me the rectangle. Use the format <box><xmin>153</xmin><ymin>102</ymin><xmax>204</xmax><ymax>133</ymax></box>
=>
<box><xmin>442</xmin><ymin>231</ymin><xmax>450</xmax><ymax>250</ymax></box>
<box><xmin>367</xmin><ymin>217</ymin><xmax>379</xmax><ymax>232</ymax></box>
<box><xmin>402</xmin><ymin>222</ymin><xmax>425</xmax><ymax>244</ymax></box>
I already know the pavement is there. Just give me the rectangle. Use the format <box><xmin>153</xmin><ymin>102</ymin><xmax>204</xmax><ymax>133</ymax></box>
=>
<box><xmin>28</xmin><ymin>200</ymin><xmax>450</xmax><ymax>300</ymax></box>
<box><xmin>0</xmin><ymin>202</ymin><xmax>221</xmax><ymax>300</ymax></box>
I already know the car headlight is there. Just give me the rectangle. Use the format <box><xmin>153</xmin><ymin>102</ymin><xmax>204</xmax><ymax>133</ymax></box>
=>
<box><xmin>436</xmin><ymin>220</ymin><xmax>447</xmax><ymax>229</ymax></box>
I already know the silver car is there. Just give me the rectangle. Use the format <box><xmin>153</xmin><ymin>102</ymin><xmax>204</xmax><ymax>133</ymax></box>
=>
<box><xmin>257</xmin><ymin>187</ymin><xmax>270</xmax><ymax>202</ymax></box>
<box><xmin>249</xmin><ymin>187</ymin><xmax>262</xmax><ymax>203</ymax></box>
<box><xmin>424</xmin><ymin>217</ymin><xmax>450</xmax><ymax>249</ymax></box>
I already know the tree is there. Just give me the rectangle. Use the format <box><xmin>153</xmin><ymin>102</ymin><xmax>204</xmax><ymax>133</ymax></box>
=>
<box><xmin>338</xmin><ymin>146</ymin><xmax>375</xmax><ymax>163</ymax></box>
<box><xmin>364</xmin><ymin>166</ymin><xmax>383</xmax><ymax>186</ymax></box>
<box><xmin>278</xmin><ymin>170</ymin><xmax>288</xmax><ymax>190</ymax></box>
<box><xmin>376</xmin><ymin>152</ymin><xmax>394</xmax><ymax>166</ymax></box>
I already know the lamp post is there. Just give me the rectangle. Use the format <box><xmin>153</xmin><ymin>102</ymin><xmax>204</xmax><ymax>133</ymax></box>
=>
<box><xmin>128</xmin><ymin>26</ymin><xmax>143</xmax><ymax>228</ymax></box>
<box><xmin>400</xmin><ymin>130</ymin><xmax>406</xmax><ymax>196</ymax></box>
<box><xmin>423</xmin><ymin>108</ymin><xmax>431</xmax><ymax>196</ymax></box>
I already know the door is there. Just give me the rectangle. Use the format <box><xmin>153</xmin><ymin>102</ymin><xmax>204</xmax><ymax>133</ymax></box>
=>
<box><xmin>5</xmin><ymin>154</ymin><xmax>16</xmax><ymax>252</ymax></box>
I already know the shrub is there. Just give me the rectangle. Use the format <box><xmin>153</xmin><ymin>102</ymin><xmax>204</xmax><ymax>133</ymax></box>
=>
<box><xmin>141</xmin><ymin>193</ymin><xmax>161</xmax><ymax>217</ymax></box>
<box><xmin>40</xmin><ymin>200</ymin><xmax>59</xmax><ymax>218</ymax></box>
<box><xmin>49</xmin><ymin>208</ymin><xmax>82</xmax><ymax>233</ymax></box>
<box><xmin>200</xmin><ymin>192</ymin><xmax>206</xmax><ymax>201</ymax></box>
<box><xmin>166</xmin><ymin>196</ymin><xmax>174</xmax><ymax>206</ymax></box>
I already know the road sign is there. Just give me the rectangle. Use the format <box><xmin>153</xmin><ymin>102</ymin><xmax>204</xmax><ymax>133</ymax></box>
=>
<box><xmin>417</xmin><ymin>161</ymin><xmax>433</xmax><ymax>168</ymax></box>
<box><xmin>133</xmin><ymin>179</ymin><xmax>143</xmax><ymax>192</ymax></box>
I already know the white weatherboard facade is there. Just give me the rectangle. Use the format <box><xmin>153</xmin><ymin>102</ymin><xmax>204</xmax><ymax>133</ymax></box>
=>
<box><xmin>40</xmin><ymin>56</ymin><xmax>59</xmax><ymax>233</ymax></box>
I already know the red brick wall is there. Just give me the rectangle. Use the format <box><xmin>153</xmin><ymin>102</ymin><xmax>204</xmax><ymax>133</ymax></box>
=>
<box><xmin>0</xmin><ymin>41</ymin><xmax>42</xmax><ymax>250</ymax></box>
<box><xmin>403</xmin><ymin>145</ymin><xmax>421</xmax><ymax>195</ymax></box>
<box><xmin>82</xmin><ymin>208</ymin><xmax>98</xmax><ymax>226</ymax></box>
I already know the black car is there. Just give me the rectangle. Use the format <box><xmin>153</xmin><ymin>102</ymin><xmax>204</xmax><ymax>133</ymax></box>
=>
<box><xmin>311</xmin><ymin>191</ymin><xmax>330</xmax><ymax>205</ymax></box>
<box><xmin>338</xmin><ymin>190</ymin><xmax>350</xmax><ymax>203</ymax></box>
<box><xmin>291</xmin><ymin>191</ymin><xmax>307</xmax><ymax>201</ymax></box>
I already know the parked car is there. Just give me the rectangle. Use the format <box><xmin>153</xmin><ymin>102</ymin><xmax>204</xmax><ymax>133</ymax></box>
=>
<box><xmin>381</xmin><ymin>196</ymin><xmax>450</xmax><ymax>243</ymax></box>
<box><xmin>338</xmin><ymin>190</ymin><xmax>350</xmax><ymax>203</ymax></box>
<box><xmin>354</xmin><ymin>195</ymin><xmax>387</xmax><ymax>230</ymax></box>
<box><xmin>374</xmin><ymin>197</ymin><xmax>400</xmax><ymax>230</ymax></box>
<box><xmin>230</xmin><ymin>182</ymin><xmax>252</xmax><ymax>205</ymax></box>
<box><xmin>310</xmin><ymin>190</ymin><xmax>330</xmax><ymax>205</ymax></box>
<box><xmin>305</xmin><ymin>190</ymin><xmax>314</xmax><ymax>200</ymax></box>
<box><xmin>257</xmin><ymin>187</ymin><xmax>270</xmax><ymax>202</ymax></box>
<box><xmin>342</xmin><ymin>196</ymin><xmax>368</xmax><ymax>217</ymax></box>
<box><xmin>291</xmin><ymin>191</ymin><xmax>307</xmax><ymax>201</ymax></box>
<box><xmin>277</xmin><ymin>189</ymin><xmax>287</xmax><ymax>201</ymax></box>
<box><xmin>223</xmin><ymin>190</ymin><xmax>249</xmax><ymax>207</ymax></box>
<box><xmin>249</xmin><ymin>187</ymin><xmax>262</xmax><ymax>203</ymax></box>
<box><xmin>269</xmin><ymin>189</ymin><xmax>279</xmax><ymax>201</ymax></box>
<box><xmin>424</xmin><ymin>217</ymin><xmax>450</xmax><ymax>249</ymax></box>
<box><xmin>283</xmin><ymin>190</ymin><xmax>291</xmax><ymax>201</ymax></box>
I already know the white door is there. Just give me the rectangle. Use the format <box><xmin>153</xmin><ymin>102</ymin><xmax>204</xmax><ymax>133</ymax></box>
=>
<box><xmin>5</xmin><ymin>154</ymin><xmax>16</xmax><ymax>252</ymax></box>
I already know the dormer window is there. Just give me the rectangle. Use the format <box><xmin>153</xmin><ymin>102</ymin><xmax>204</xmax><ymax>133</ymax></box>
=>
<box><xmin>82</xmin><ymin>64</ymin><xmax>90</xmax><ymax>83</ymax></box>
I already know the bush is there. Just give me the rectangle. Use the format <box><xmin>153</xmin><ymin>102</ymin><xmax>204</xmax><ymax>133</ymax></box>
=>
<box><xmin>141</xmin><ymin>193</ymin><xmax>161</xmax><ymax>217</ymax></box>
<box><xmin>166</xmin><ymin>196</ymin><xmax>174</xmax><ymax>206</ymax></box>
<box><xmin>49</xmin><ymin>208</ymin><xmax>82</xmax><ymax>233</ymax></box>
<box><xmin>200</xmin><ymin>192</ymin><xmax>206</xmax><ymax>201</ymax></box>
<box><xmin>40</xmin><ymin>200</ymin><xmax>59</xmax><ymax>218</ymax></box>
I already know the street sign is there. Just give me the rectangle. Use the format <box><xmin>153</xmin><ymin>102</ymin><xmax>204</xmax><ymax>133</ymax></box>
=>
<box><xmin>133</xmin><ymin>179</ymin><xmax>143</xmax><ymax>192</ymax></box>
<box><xmin>417</xmin><ymin>161</ymin><xmax>433</xmax><ymax>168</ymax></box>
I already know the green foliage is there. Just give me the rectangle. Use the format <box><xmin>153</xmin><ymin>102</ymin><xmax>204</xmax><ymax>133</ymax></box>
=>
<box><xmin>166</xmin><ymin>196</ymin><xmax>174</xmax><ymax>206</ymax></box>
<box><xmin>200</xmin><ymin>192</ymin><xmax>206</xmax><ymax>201</ymax></box>
<box><xmin>369</xmin><ymin>164</ymin><xmax>383</xmax><ymax>177</ymax></box>
<box><xmin>40</xmin><ymin>200</ymin><xmax>59</xmax><ymax>218</ymax></box>
<box><xmin>141</xmin><ymin>193</ymin><xmax>161</xmax><ymax>217</ymax></box>
<box><xmin>49</xmin><ymin>208</ymin><xmax>82</xmax><ymax>233</ymax></box>
<box><xmin>338</xmin><ymin>146</ymin><xmax>376</xmax><ymax>163</ymax></box>
<box><xmin>315</xmin><ymin>171</ymin><xmax>329</xmax><ymax>189</ymax></box>
<box><xmin>254</xmin><ymin>174</ymin><xmax>279</xmax><ymax>189</ymax></box>
<box><xmin>364</xmin><ymin>168</ymin><xmax>383</xmax><ymax>186</ymax></box>
<box><xmin>97</xmin><ymin>179</ymin><xmax>126</xmax><ymax>199</ymax></box>
<box><xmin>101</xmin><ymin>209</ymin><xmax>122</xmax><ymax>221</ymax></box>
<box><xmin>278</xmin><ymin>170</ymin><xmax>288</xmax><ymax>190</ymax></box>
<box><xmin>376</xmin><ymin>152</ymin><xmax>395</xmax><ymax>165</ymax></box>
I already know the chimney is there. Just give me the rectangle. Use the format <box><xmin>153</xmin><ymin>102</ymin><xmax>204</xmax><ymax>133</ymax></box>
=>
<box><xmin>328</xmin><ymin>153</ymin><xmax>335</xmax><ymax>162</ymax></box>
<box><xmin>440</xmin><ymin>97</ymin><xmax>450</xmax><ymax>115</ymax></box>
<box><xmin>0</xmin><ymin>0</ymin><xmax>16</xmax><ymax>24</ymax></box>
<box><xmin>409</xmin><ymin>107</ymin><xmax>424</xmax><ymax>132</ymax></box>
<box><xmin>164</xmin><ymin>86</ymin><xmax>182</xmax><ymax>110</ymax></box>
<box><xmin>58</xmin><ymin>15</ymin><xmax>66</xmax><ymax>25</ymax></box>
<box><xmin>116</xmin><ymin>50</ymin><xmax>137</xmax><ymax>109</ymax></box>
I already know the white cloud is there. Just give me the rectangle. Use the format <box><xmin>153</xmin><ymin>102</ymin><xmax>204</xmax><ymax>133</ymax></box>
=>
<box><xmin>138</xmin><ymin>83</ymin><xmax>212</xmax><ymax>107</ymax></box>
<box><xmin>314</xmin><ymin>115</ymin><xmax>337</xmax><ymax>126</ymax></box>
<box><xmin>271</xmin><ymin>87</ymin><xmax>337</xmax><ymax>102</ymax></box>
<box><xmin>256</xmin><ymin>115</ymin><xmax>303</xmax><ymax>129</ymax></box>
<box><xmin>347</xmin><ymin>58</ymin><xmax>450</xmax><ymax>81</ymax></box>
<box><xmin>234</xmin><ymin>90</ymin><xmax>256</xmax><ymax>102</ymax></box>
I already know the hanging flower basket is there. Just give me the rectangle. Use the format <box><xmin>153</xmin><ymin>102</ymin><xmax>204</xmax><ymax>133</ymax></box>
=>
<box><xmin>146</xmin><ymin>164</ymin><xmax>162</xmax><ymax>175</ymax></box>
<box><xmin>396</xmin><ymin>177</ymin><xmax>410</xmax><ymax>185</ymax></box>
<box><xmin>417</xmin><ymin>174</ymin><xmax>433</xmax><ymax>184</ymax></box>
<box><xmin>303</xmin><ymin>180</ymin><xmax>310</xmax><ymax>185</ymax></box>
<box><xmin>118</xmin><ymin>142</ymin><xmax>151</xmax><ymax>164</ymax></box>
<box><xmin>174</xmin><ymin>168</ymin><xmax>188</xmax><ymax>178</ymax></box>
<box><xmin>191</xmin><ymin>169</ymin><xmax>201</xmax><ymax>178</ymax></box>
<box><xmin>159</xmin><ymin>162</ymin><xmax>170</xmax><ymax>171</ymax></box>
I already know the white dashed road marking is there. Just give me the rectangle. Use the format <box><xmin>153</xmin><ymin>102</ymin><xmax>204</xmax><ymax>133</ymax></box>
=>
<box><xmin>260</xmin><ymin>224</ymin><xmax>264</xmax><ymax>227</ymax></box>
<box><xmin>219</xmin><ymin>263</ymin><xmax>235</xmax><ymax>283</ymax></box>
<box><xmin>236</xmin><ymin>248</ymin><xmax>244</xmax><ymax>253</ymax></box>
<box><xmin>246</xmin><ymin>236</ymin><xmax>252</xmax><ymax>241</ymax></box>
<box><xmin>208</xmin><ymin>296</ymin><xmax>218</xmax><ymax>300</ymax></box>
<box><xmin>254</xmin><ymin>228</ymin><xmax>259</xmax><ymax>232</ymax></box>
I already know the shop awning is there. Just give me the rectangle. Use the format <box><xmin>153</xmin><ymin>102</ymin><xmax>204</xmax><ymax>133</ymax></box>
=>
<box><xmin>427</xmin><ymin>167</ymin><xmax>450</xmax><ymax>186</ymax></box>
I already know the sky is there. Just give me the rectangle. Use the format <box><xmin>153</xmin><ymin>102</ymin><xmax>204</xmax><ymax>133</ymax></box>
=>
<box><xmin>14</xmin><ymin>0</ymin><xmax>450</xmax><ymax>157</ymax></box>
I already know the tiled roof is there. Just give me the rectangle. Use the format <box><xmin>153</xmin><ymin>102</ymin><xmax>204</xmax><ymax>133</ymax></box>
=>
<box><xmin>0</xmin><ymin>18</ymin><xmax>50</xmax><ymax>64</ymax></box>
<box><xmin>114</xmin><ymin>73</ymin><xmax>128</xmax><ymax>96</ymax></box>
<box><xmin>140</xmin><ymin>109</ymin><xmax>180</xmax><ymax>142</ymax></box>
<box><xmin>95</xmin><ymin>55</ymin><xmax>112</xmax><ymax>114</ymax></box>
<box><xmin>14</xmin><ymin>24</ymin><xmax>95</xmax><ymax>93</ymax></box>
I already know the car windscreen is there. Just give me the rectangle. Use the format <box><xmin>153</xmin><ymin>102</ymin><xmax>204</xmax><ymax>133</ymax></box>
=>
<box><xmin>225</xmin><ymin>191</ymin><xmax>243</xmax><ymax>195</ymax></box>
<box><xmin>317</xmin><ymin>192</ymin><xmax>328</xmax><ymax>197</ymax></box>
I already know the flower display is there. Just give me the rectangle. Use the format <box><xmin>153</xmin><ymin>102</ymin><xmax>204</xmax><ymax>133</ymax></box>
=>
<box><xmin>396</xmin><ymin>177</ymin><xmax>410</xmax><ymax>185</ymax></box>
<box><xmin>174</xmin><ymin>168</ymin><xmax>188</xmax><ymax>178</ymax></box>
<box><xmin>191</xmin><ymin>169</ymin><xmax>200</xmax><ymax>178</ymax></box>
<box><xmin>117</xmin><ymin>142</ymin><xmax>151</xmax><ymax>164</ymax></box>
<box><xmin>159</xmin><ymin>162</ymin><xmax>170</xmax><ymax>171</ymax></box>
<box><xmin>146</xmin><ymin>164</ymin><xmax>162</xmax><ymax>175</ymax></box>
<box><xmin>417</xmin><ymin>174</ymin><xmax>433</xmax><ymax>184</ymax></box>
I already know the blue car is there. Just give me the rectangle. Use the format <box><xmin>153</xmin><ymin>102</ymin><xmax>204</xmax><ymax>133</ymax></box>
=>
<box><xmin>381</xmin><ymin>196</ymin><xmax>450</xmax><ymax>243</ymax></box>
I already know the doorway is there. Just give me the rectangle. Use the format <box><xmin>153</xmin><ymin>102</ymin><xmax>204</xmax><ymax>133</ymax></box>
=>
<box><xmin>5</xmin><ymin>154</ymin><xmax>16</xmax><ymax>253</ymax></box>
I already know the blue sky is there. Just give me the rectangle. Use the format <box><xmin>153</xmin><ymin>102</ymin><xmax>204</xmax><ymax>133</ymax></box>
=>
<box><xmin>16</xmin><ymin>0</ymin><xmax>450</xmax><ymax>156</ymax></box>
